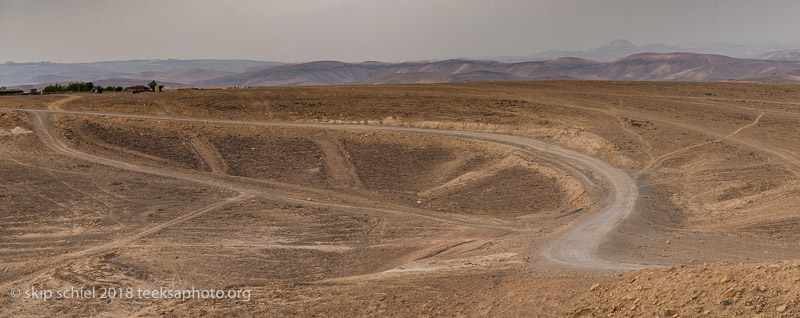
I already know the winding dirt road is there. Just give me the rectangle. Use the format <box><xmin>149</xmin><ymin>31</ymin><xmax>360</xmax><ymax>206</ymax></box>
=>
<box><xmin>3</xmin><ymin>106</ymin><xmax>644</xmax><ymax>270</ymax></box>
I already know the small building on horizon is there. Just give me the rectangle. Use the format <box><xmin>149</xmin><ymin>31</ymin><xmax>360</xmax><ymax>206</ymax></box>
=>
<box><xmin>123</xmin><ymin>85</ymin><xmax>151</xmax><ymax>94</ymax></box>
<box><xmin>0</xmin><ymin>89</ymin><xmax>24</xmax><ymax>96</ymax></box>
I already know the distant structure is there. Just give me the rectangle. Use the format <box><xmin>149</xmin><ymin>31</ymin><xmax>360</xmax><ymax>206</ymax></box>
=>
<box><xmin>0</xmin><ymin>89</ymin><xmax>24</xmax><ymax>95</ymax></box>
<box><xmin>30</xmin><ymin>88</ymin><xmax>38</xmax><ymax>94</ymax></box>
<box><xmin>123</xmin><ymin>85</ymin><xmax>151</xmax><ymax>94</ymax></box>
<box><xmin>122</xmin><ymin>82</ymin><xmax>164</xmax><ymax>94</ymax></box>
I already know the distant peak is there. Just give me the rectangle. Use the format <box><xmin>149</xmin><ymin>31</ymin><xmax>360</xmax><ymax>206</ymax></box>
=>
<box><xmin>609</xmin><ymin>39</ymin><xmax>636</xmax><ymax>47</ymax></box>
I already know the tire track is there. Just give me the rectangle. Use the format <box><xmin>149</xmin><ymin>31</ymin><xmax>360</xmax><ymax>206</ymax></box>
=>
<box><xmin>46</xmin><ymin>95</ymin><xmax>80</xmax><ymax>111</ymax></box>
<box><xmin>313</xmin><ymin>137</ymin><xmax>363</xmax><ymax>188</ymax></box>
<box><xmin>189</xmin><ymin>136</ymin><xmax>229</xmax><ymax>174</ymax></box>
<box><xmin>636</xmin><ymin>112</ymin><xmax>765</xmax><ymax>177</ymax></box>
<box><xmin>26</xmin><ymin>111</ymin><xmax>515</xmax><ymax>230</ymax></box>
<box><xmin>4</xmin><ymin>107</ymin><xmax>646</xmax><ymax>270</ymax></box>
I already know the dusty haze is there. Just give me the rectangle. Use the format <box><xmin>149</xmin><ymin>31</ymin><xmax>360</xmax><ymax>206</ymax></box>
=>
<box><xmin>3</xmin><ymin>0</ymin><xmax>800</xmax><ymax>63</ymax></box>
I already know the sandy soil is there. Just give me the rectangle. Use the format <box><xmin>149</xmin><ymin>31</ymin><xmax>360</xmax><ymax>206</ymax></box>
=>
<box><xmin>1</xmin><ymin>81</ymin><xmax>800</xmax><ymax>316</ymax></box>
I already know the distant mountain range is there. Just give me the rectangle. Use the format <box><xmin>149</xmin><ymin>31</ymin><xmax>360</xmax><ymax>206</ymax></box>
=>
<box><xmin>493</xmin><ymin>39</ymin><xmax>800</xmax><ymax>62</ymax></box>
<box><xmin>5</xmin><ymin>41</ymin><xmax>800</xmax><ymax>89</ymax></box>
<box><xmin>191</xmin><ymin>53</ymin><xmax>800</xmax><ymax>86</ymax></box>
<box><xmin>519</xmin><ymin>39</ymin><xmax>683</xmax><ymax>62</ymax></box>
<box><xmin>0</xmin><ymin>59</ymin><xmax>283</xmax><ymax>89</ymax></box>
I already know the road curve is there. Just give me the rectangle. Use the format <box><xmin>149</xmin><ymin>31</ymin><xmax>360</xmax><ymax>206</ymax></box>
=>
<box><xmin>25</xmin><ymin>111</ymin><xmax>514</xmax><ymax>231</ymax></box>
<box><xmin>4</xmin><ymin>107</ymin><xmax>643</xmax><ymax>270</ymax></box>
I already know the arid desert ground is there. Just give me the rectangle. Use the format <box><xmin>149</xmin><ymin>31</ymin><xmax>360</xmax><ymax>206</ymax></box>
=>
<box><xmin>2</xmin><ymin>81</ymin><xmax>800</xmax><ymax>316</ymax></box>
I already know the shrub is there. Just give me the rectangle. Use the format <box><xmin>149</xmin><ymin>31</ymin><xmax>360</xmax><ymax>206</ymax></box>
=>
<box><xmin>44</xmin><ymin>82</ymin><xmax>96</xmax><ymax>92</ymax></box>
<box><xmin>64</xmin><ymin>82</ymin><xmax>93</xmax><ymax>92</ymax></box>
<box><xmin>43</xmin><ymin>84</ymin><xmax>65</xmax><ymax>92</ymax></box>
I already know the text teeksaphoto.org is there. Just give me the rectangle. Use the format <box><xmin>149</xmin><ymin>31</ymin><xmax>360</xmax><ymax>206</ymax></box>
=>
<box><xmin>11</xmin><ymin>286</ymin><xmax>252</xmax><ymax>302</ymax></box>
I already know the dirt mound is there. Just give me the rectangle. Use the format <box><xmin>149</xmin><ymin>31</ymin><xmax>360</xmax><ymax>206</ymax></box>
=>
<box><xmin>49</xmin><ymin>115</ymin><xmax>576</xmax><ymax>219</ymax></box>
<box><xmin>572</xmin><ymin>261</ymin><xmax>800</xmax><ymax>317</ymax></box>
<box><xmin>54</xmin><ymin>116</ymin><xmax>210</xmax><ymax>171</ymax></box>
<box><xmin>340</xmin><ymin>132</ymin><xmax>493</xmax><ymax>192</ymax></box>
<box><xmin>211</xmin><ymin>133</ymin><xmax>329</xmax><ymax>186</ymax></box>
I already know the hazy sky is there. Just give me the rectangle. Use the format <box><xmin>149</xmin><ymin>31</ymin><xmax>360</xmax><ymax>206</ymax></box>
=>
<box><xmin>2</xmin><ymin>0</ymin><xmax>800</xmax><ymax>63</ymax></box>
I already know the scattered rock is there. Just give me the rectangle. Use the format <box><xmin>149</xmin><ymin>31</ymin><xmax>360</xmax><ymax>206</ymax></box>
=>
<box><xmin>10</xmin><ymin>127</ymin><xmax>32</xmax><ymax>135</ymax></box>
<box><xmin>720</xmin><ymin>273</ymin><xmax>734</xmax><ymax>284</ymax></box>
<box><xmin>621</xmin><ymin>295</ymin><xmax>635</xmax><ymax>301</ymax></box>
<box><xmin>776</xmin><ymin>305</ymin><xmax>787</xmax><ymax>313</ymax></box>
<box><xmin>0</xmin><ymin>127</ymin><xmax>33</xmax><ymax>136</ymax></box>
<box><xmin>589</xmin><ymin>283</ymin><xmax>600</xmax><ymax>292</ymax></box>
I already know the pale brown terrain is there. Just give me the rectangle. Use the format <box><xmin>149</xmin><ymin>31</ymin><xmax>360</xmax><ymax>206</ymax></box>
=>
<box><xmin>1</xmin><ymin>81</ymin><xmax>800</xmax><ymax>316</ymax></box>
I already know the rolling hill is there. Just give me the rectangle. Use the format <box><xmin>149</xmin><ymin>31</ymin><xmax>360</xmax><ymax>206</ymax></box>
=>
<box><xmin>0</xmin><ymin>59</ymin><xmax>283</xmax><ymax>87</ymax></box>
<box><xmin>5</xmin><ymin>52</ymin><xmax>800</xmax><ymax>89</ymax></box>
<box><xmin>526</xmin><ymin>39</ymin><xmax>683</xmax><ymax>62</ymax></box>
<box><xmin>741</xmin><ymin>69</ymin><xmax>800</xmax><ymax>83</ymax></box>
<box><xmin>127</xmin><ymin>68</ymin><xmax>235</xmax><ymax>84</ymax></box>
<box><xmin>494</xmin><ymin>39</ymin><xmax>800</xmax><ymax>62</ymax></box>
<box><xmin>194</xmin><ymin>53</ymin><xmax>800</xmax><ymax>87</ymax></box>
<box><xmin>756</xmin><ymin>49</ymin><xmax>800</xmax><ymax>61</ymax></box>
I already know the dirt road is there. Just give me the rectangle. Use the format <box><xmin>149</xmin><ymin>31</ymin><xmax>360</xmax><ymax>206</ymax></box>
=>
<box><xmin>4</xmin><ymin>106</ymin><xmax>644</xmax><ymax>270</ymax></box>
